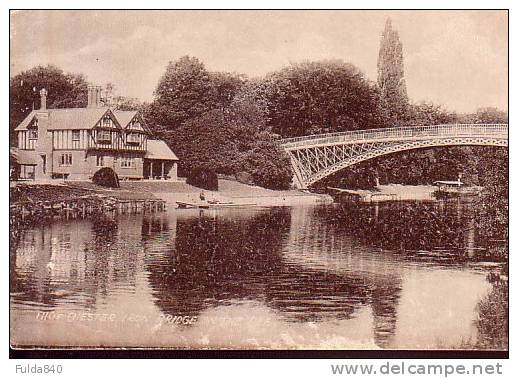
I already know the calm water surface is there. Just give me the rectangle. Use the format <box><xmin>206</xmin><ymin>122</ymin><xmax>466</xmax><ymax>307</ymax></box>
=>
<box><xmin>10</xmin><ymin>201</ymin><xmax>497</xmax><ymax>349</ymax></box>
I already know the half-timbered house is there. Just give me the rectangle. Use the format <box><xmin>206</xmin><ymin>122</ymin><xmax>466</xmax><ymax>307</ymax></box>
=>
<box><xmin>13</xmin><ymin>86</ymin><xmax>179</xmax><ymax>181</ymax></box>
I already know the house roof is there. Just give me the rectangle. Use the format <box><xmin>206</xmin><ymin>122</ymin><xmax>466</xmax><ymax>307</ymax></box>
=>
<box><xmin>145</xmin><ymin>139</ymin><xmax>179</xmax><ymax>161</ymax></box>
<box><xmin>113</xmin><ymin>110</ymin><xmax>138</xmax><ymax>127</ymax></box>
<box><xmin>11</xmin><ymin>148</ymin><xmax>38</xmax><ymax>165</ymax></box>
<box><xmin>15</xmin><ymin>110</ymin><xmax>38</xmax><ymax>131</ymax></box>
<box><xmin>14</xmin><ymin>108</ymin><xmax>116</xmax><ymax>131</ymax></box>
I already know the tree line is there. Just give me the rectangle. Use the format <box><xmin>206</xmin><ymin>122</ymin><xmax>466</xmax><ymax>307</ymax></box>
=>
<box><xmin>9</xmin><ymin>19</ymin><xmax>508</xmax><ymax>190</ymax></box>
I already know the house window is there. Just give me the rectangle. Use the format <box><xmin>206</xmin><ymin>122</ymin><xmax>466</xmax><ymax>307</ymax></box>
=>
<box><xmin>72</xmin><ymin>130</ymin><xmax>80</xmax><ymax>141</ymax></box>
<box><xmin>28</xmin><ymin>129</ymin><xmax>38</xmax><ymax>139</ymax></box>
<box><xmin>126</xmin><ymin>133</ymin><xmax>140</xmax><ymax>145</ymax></box>
<box><xmin>103</xmin><ymin>117</ymin><xmax>111</xmax><ymax>128</ymax></box>
<box><xmin>97</xmin><ymin>130</ymin><xmax>111</xmax><ymax>143</ymax></box>
<box><xmin>96</xmin><ymin>155</ymin><xmax>104</xmax><ymax>167</ymax></box>
<box><xmin>120</xmin><ymin>157</ymin><xmax>135</xmax><ymax>168</ymax></box>
<box><xmin>60</xmin><ymin>153</ymin><xmax>72</xmax><ymax>166</ymax></box>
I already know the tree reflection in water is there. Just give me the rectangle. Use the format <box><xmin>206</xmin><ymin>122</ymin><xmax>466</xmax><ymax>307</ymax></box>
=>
<box><xmin>145</xmin><ymin>207</ymin><xmax>404</xmax><ymax>348</ymax></box>
<box><xmin>315</xmin><ymin>201</ymin><xmax>488</xmax><ymax>261</ymax></box>
<box><xmin>10</xmin><ymin>200</ymin><xmax>494</xmax><ymax>349</ymax></box>
<box><xmin>146</xmin><ymin>208</ymin><xmax>289</xmax><ymax>319</ymax></box>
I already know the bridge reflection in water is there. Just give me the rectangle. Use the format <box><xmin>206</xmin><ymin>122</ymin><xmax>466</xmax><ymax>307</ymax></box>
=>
<box><xmin>10</xmin><ymin>203</ymin><xmax>490</xmax><ymax>349</ymax></box>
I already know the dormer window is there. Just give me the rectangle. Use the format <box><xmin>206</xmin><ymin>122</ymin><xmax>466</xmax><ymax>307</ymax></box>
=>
<box><xmin>28</xmin><ymin>128</ymin><xmax>38</xmax><ymax>139</ymax></box>
<box><xmin>102</xmin><ymin>117</ymin><xmax>111</xmax><ymax>128</ymax></box>
<box><xmin>28</xmin><ymin>118</ymin><xmax>38</xmax><ymax>139</ymax></box>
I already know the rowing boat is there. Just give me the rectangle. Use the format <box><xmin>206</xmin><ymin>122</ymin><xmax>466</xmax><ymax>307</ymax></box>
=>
<box><xmin>176</xmin><ymin>201</ymin><xmax>256</xmax><ymax>209</ymax></box>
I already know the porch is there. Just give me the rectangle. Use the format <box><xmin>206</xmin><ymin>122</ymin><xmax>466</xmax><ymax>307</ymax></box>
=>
<box><xmin>143</xmin><ymin>160</ymin><xmax>178</xmax><ymax>180</ymax></box>
<box><xmin>143</xmin><ymin>139</ymin><xmax>179</xmax><ymax>180</ymax></box>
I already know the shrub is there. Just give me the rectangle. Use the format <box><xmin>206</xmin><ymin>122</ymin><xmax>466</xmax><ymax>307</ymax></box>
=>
<box><xmin>239</xmin><ymin>144</ymin><xmax>293</xmax><ymax>190</ymax></box>
<box><xmin>92</xmin><ymin>167</ymin><xmax>120</xmax><ymax>188</ymax></box>
<box><xmin>476</xmin><ymin>279</ymin><xmax>508</xmax><ymax>349</ymax></box>
<box><xmin>186</xmin><ymin>166</ymin><xmax>218</xmax><ymax>191</ymax></box>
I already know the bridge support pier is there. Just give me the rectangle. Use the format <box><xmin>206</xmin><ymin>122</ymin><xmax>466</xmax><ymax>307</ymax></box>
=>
<box><xmin>292</xmin><ymin>174</ymin><xmax>307</xmax><ymax>190</ymax></box>
<box><xmin>289</xmin><ymin>155</ymin><xmax>307</xmax><ymax>189</ymax></box>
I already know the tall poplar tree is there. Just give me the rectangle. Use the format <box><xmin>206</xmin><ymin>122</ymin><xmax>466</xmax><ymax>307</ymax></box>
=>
<box><xmin>377</xmin><ymin>18</ymin><xmax>409</xmax><ymax>124</ymax></box>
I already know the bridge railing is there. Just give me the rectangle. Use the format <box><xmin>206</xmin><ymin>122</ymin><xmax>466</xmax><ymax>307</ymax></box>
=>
<box><xmin>279</xmin><ymin>124</ymin><xmax>508</xmax><ymax>149</ymax></box>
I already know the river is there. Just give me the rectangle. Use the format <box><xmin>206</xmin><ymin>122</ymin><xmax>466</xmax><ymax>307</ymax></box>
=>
<box><xmin>10</xmin><ymin>200</ymin><xmax>499</xmax><ymax>349</ymax></box>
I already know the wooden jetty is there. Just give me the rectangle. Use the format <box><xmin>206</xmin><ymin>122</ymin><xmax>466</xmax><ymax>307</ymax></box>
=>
<box><xmin>10</xmin><ymin>195</ymin><xmax>166</xmax><ymax>221</ymax></box>
<box><xmin>327</xmin><ymin>187</ymin><xmax>398</xmax><ymax>203</ymax></box>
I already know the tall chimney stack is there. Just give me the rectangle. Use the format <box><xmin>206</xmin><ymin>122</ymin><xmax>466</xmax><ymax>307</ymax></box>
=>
<box><xmin>87</xmin><ymin>85</ymin><xmax>106</xmax><ymax>108</ymax></box>
<box><xmin>39</xmin><ymin>88</ymin><xmax>48</xmax><ymax>110</ymax></box>
<box><xmin>96</xmin><ymin>86</ymin><xmax>103</xmax><ymax>107</ymax></box>
<box><xmin>87</xmin><ymin>85</ymin><xmax>95</xmax><ymax>108</ymax></box>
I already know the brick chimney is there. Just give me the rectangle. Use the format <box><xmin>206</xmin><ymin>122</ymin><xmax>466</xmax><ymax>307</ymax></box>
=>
<box><xmin>87</xmin><ymin>85</ymin><xmax>103</xmax><ymax>108</ymax></box>
<box><xmin>40</xmin><ymin>88</ymin><xmax>48</xmax><ymax>110</ymax></box>
<box><xmin>87</xmin><ymin>85</ymin><xmax>95</xmax><ymax>107</ymax></box>
<box><xmin>96</xmin><ymin>86</ymin><xmax>103</xmax><ymax>106</ymax></box>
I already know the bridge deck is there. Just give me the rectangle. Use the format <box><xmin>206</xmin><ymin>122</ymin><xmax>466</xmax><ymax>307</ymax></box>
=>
<box><xmin>280</xmin><ymin>124</ymin><xmax>508</xmax><ymax>150</ymax></box>
<box><xmin>278</xmin><ymin>124</ymin><xmax>508</xmax><ymax>189</ymax></box>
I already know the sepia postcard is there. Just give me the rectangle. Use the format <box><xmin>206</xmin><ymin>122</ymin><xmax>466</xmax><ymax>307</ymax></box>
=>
<box><xmin>9</xmin><ymin>9</ymin><xmax>508</xmax><ymax>354</ymax></box>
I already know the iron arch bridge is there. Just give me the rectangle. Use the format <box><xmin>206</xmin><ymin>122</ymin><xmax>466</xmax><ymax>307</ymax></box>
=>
<box><xmin>279</xmin><ymin>124</ymin><xmax>508</xmax><ymax>189</ymax></box>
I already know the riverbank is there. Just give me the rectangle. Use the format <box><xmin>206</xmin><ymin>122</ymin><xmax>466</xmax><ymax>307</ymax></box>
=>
<box><xmin>117</xmin><ymin>179</ymin><xmax>333</xmax><ymax>206</ymax></box>
<box><xmin>11</xmin><ymin>182</ymin><xmax>158</xmax><ymax>203</ymax></box>
<box><xmin>9</xmin><ymin>183</ymin><xmax>165</xmax><ymax>228</ymax></box>
<box><xmin>10</xmin><ymin>179</ymin><xmax>333</xmax><ymax>211</ymax></box>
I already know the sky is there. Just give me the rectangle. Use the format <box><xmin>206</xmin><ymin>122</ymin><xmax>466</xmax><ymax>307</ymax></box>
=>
<box><xmin>10</xmin><ymin>10</ymin><xmax>508</xmax><ymax>113</ymax></box>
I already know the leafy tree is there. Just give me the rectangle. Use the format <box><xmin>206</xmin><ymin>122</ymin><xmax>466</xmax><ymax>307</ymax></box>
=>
<box><xmin>113</xmin><ymin>96</ymin><xmax>143</xmax><ymax>111</ymax></box>
<box><xmin>237</xmin><ymin>141</ymin><xmax>292</xmax><ymax>189</ymax></box>
<box><xmin>473</xmin><ymin>107</ymin><xmax>508</xmax><ymax>124</ymax></box>
<box><xmin>263</xmin><ymin>60</ymin><xmax>387</xmax><ymax>138</ymax></box>
<box><xmin>186</xmin><ymin>167</ymin><xmax>218</xmax><ymax>191</ymax></box>
<box><xmin>377</xmin><ymin>19</ymin><xmax>409</xmax><ymax>124</ymax></box>
<box><xmin>9</xmin><ymin>65</ymin><xmax>88</xmax><ymax>144</ymax></box>
<box><xmin>149</xmin><ymin>56</ymin><xmax>245</xmax><ymax>132</ymax></box>
<box><xmin>150</xmin><ymin>56</ymin><xmax>214</xmax><ymax>130</ymax></box>
<box><xmin>210</xmin><ymin>71</ymin><xmax>247</xmax><ymax>109</ymax></box>
<box><xmin>168</xmin><ymin>108</ymin><xmax>240</xmax><ymax>175</ymax></box>
<box><xmin>475</xmin><ymin>147</ymin><xmax>508</xmax><ymax>238</ymax></box>
<box><xmin>405</xmin><ymin>102</ymin><xmax>458</xmax><ymax>125</ymax></box>
<box><xmin>165</xmin><ymin>88</ymin><xmax>292</xmax><ymax>190</ymax></box>
<box><xmin>98</xmin><ymin>82</ymin><xmax>143</xmax><ymax>111</ymax></box>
